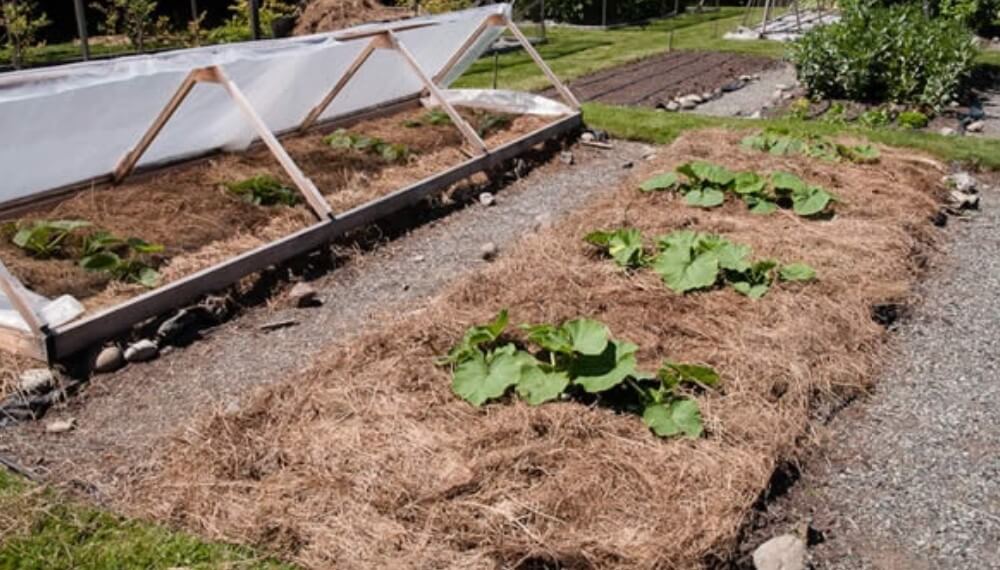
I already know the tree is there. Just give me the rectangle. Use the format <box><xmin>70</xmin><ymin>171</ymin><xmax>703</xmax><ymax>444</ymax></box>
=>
<box><xmin>0</xmin><ymin>0</ymin><xmax>50</xmax><ymax>69</ymax></box>
<box><xmin>91</xmin><ymin>0</ymin><xmax>158</xmax><ymax>52</ymax></box>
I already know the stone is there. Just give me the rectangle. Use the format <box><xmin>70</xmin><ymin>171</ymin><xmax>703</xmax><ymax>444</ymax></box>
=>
<box><xmin>580</xmin><ymin>131</ymin><xmax>595</xmax><ymax>143</ymax></box>
<box><xmin>480</xmin><ymin>242</ymin><xmax>498</xmax><ymax>261</ymax></box>
<box><xmin>678</xmin><ymin>94</ymin><xmax>702</xmax><ymax>108</ymax></box>
<box><xmin>966</xmin><ymin>120</ymin><xmax>985</xmax><ymax>133</ymax></box>
<box><xmin>775</xmin><ymin>83</ymin><xmax>790</xmax><ymax>91</ymax></box>
<box><xmin>124</xmin><ymin>339</ymin><xmax>158</xmax><ymax>363</ymax></box>
<box><xmin>752</xmin><ymin>534</ymin><xmax>807</xmax><ymax>570</ymax></box>
<box><xmin>644</xmin><ymin>152</ymin><xmax>658</xmax><ymax>161</ymax></box>
<box><xmin>156</xmin><ymin>309</ymin><xmax>191</xmax><ymax>341</ymax></box>
<box><xmin>478</xmin><ymin>191</ymin><xmax>496</xmax><ymax>206</ymax></box>
<box><xmin>749</xmin><ymin>110</ymin><xmax>763</xmax><ymax>119</ymax></box>
<box><xmin>412</xmin><ymin>254</ymin><xmax>426</xmax><ymax>263</ymax></box>
<box><xmin>559</xmin><ymin>151</ymin><xmax>574</xmax><ymax>165</ymax></box>
<box><xmin>772</xmin><ymin>89</ymin><xmax>784</xmax><ymax>100</ymax></box>
<box><xmin>590</xmin><ymin>128</ymin><xmax>609</xmax><ymax>142</ymax></box>
<box><xmin>739</xmin><ymin>74</ymin><xmax>752</xmax><ymax>82</ymax></box>
<box><xmin>19</xmin><ymin>368</ymin><xmax>53</xmax><ymax>393</ymax></box>
<box><xmin>288</xmin><ymin>282</ymin><xmax>321</xmax><ymax>308</ymax></box>
<box><xmin>93</xmin><ymin>345</ymin><xmax>124</xmax><ymax>374</ymax></box>
<box><xmin>939</xmin><ymin>127</ymin><xmax>956</xmax><ymax>136</ymax></box>
<box><xmin>950</xmin><ymin>190</ymin><xmax>980</xmax><ymax>210</ymax></box>
<box><xmin>946</xmin><ymin>172</ymin><xmax>978</xmax><ymax>193</ymax></box>
<box><xmin>664</xmin><ymin>100</ymin><xmax>681</xmax><ymax>112</ymax></box>
<box><xmin>701</xmin><ymin>91</ymin><xmax>714</xmax><ymax>102</ymax></box>
<box><xmin>722</xmin><ymin>80</ymin><xmax>745</xmax><ymax>92</ymax></box>
<box><xmin>533</xmin><ymin>213</ymin><xmax>553</xmax><ymax>231</ymax></box>
<box><xmin>46</xmin><ymin>418</ymin><xmax>76</xmax><ymax>434</ymax></box>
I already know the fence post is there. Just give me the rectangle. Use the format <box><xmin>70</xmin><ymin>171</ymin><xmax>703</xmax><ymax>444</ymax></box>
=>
<box><xmin>73</xmin><ymin>0</ymin><xmax>90</xmax><ymax>61</ymax></box>
<box><xmin>249</xmin><ymin>0</ymin><xmax>262</xmax><ymax>40</ymax></box>
<box><xmin>601</xmin><ymin>0</ymin><xmax>607</xmax><ymax>27</ymax></box>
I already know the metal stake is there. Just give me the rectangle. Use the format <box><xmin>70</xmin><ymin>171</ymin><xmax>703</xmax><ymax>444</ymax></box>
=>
<box><xmin>73</xmin><ymin>0</ymin><xmax>90</xmax><ymax>61</ymax></box>
<box><xmin>249</xmin><ymin>0</ymin><xmax>262</xmax><ymax>40</ymax></box>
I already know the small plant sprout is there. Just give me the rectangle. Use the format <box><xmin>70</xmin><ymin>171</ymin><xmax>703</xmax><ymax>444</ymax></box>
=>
<box><xmin>79</xmin><ymin>231</ymin><xmax>164</xmax><ymax>288</ymax></box>
<box><xmin>584</xmin><ymin>228</ymin><xmax>817</xmax><ymax>298</ymax></box>
<box><xmin>323</xmin><ymin>129</ymin><xmax>411</xmax><ymax>164</ymax></box>
<box><xmin>11</xmin><ymin>220</ymin><xmax>91</xmax><ymax>258</ymax></box>
<box><xmin>439</xmin><ymin>310</ymin><xmax>720</xmax><ymax>439</ymax></box>
<box><xmin>584</xmin><ymin>228</ymin><xmax>647</xmax><ymax>269</ymax></box>
<box><xmin>225</xmin><ymin>175</ymin><xmax>301</xmax><ymax>207</ymax></box>
<box><xmin>639</xmin><ymin>161</ymin><xmax>837</xmax><ymax>218</ymax></box>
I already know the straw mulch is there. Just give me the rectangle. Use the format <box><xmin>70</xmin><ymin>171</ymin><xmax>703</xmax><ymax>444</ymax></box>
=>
<box><xmin>122</xmin><ymin>129</ymin><xmax>947</xmax><ymax>569</ymax></box>
<box><xmin>294</xmin><ymin>0</ymin><xmax>410</xmax><ymax>35</ymax></box>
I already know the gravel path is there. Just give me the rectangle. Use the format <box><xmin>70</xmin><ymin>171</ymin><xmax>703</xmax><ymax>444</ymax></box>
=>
<box><xmin>694</xmin><ymin>63</ymin><xmax>796</xmax><ymax>117</ymax></box>
<box><xmin>0</xmin><ymin>141</ymin><xmax>649</xmax><ymax>492</ymax></box>
<box><xmin>748</xmin><ymin>187</ymin><xmax>1000</xmax><ymax>569</ymax></box>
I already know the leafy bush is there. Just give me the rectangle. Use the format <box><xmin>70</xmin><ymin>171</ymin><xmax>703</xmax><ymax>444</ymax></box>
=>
<box><xmin>791</xmin><ymin>2</ymin><xmax>977</xmax><ymax>110</ymax></box>
<box><xmin>207</xmin><ymin>0</ymin><xmax>296</xmax><ymax>43</ymax></box>
<box><xmin>324</xmin><ymin>129</ymin><xmax>411</xmax><ymax>164</ymax></box>
<box><xmin>741</xmin><ymin>129</ymin><xmax>880</xmax><ymax>164</ymax></box>
<box><xmin>585</xmin><ymin>229</ymin><xmax>816</xmax><ymax>298</ymax></box>
<box><xmin>226</xmin><ymin>175</ymin><xmax>301</xmax><ymax>206</ymax></box>
<box><xmin>639</xmin><ymin>161</ymin><xmax>837</xmax><ymax>217</ymax></box>
<box><xmin>897</xmin><ymin>110</ymin><xmax>930</xmax><ymax>129</ymax></box>
<box><xmin>439</xmin><ymin>310</ymin><xmax>720</xmax><ymax>438</ymax></box>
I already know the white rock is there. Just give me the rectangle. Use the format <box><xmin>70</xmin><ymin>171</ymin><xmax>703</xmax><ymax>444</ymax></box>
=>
<box><xmin>124</xmin><ymin>339</ymin><xmax>158</xmax><ymax>363</ymax></box>
<box><xmin>412</xmin><ymin>254</ymin><xmax>426</xmax><ymax>263</ymax></box>
<box><xmin>93</xmin><ymin>345</ymin><xmax>124</xmax><ymax>374</ymax></box>
<box><xmin>560</xmin><ymin>151</ymin><xmax>574</xmax><ymax>165</ymax></box>
<box><xmin>580</xmin><ymin>131</ymin><xmax>595</xmax><ymax>143</ymax></box>
<box><xmin>701</xmin><ymin>91</ymin><xmax>714</xmax><ymax>101</ymax></box>
<box><xmin>950</xmin><ymin>190</ymin><xmax>980</xmax><ymax>209</ymax></box>
<box><xmin>966</xmin><ymin>120</ymin><xmax>985</xmax><ymax>133</ymax></box>
<box><xmin>679</xmin><ymin>96</ymin><xmax>699</xmax><ymax>110</ymax></box>
<box><xmin>480</xmin><ymin>242</ymin><xmax>498</xmax><ymax>260</ymax></box>
<box><xmin>46</xmin><ymin>418</ymin><xmax>76</xmax><ymax>434</ymax></box>
<box><xmin>939</xmin><ymin>127</ymin><xmax>957</xmax><ymax>136</ymax></box>
<box><xmin>749</xmin><ymin>110</ymin><xmax>763</xmax><ymax>119</ymax></box>
<box><xmin>665</xmin><ymin>100</ymin><xmax>681</xmax><ymax>112</ymax></box>
<box><xmin>533</xmin><ymin>213</ymin><xmax>553</xmax><ymax>231</ymax></box>
<box><xmin>288</xmin><ymin>282</ymin><xmax>320</xmax><ymax>307</ymax></box>
<box><xmin>772</xmin><ymin>89</ymin><xmax>784</xmax><ymax>100</ymax></box>
<box><xmin>946</xmin><ymin>171</ymin><xmax>978</xmax><ymax>193</ymax></box>
<box><xmin>739</xmin><ymin>74</ymin><xmax>752</xmax><ymax>82</ymax></box>
<box><xmin>753</xmin><ymin>534</ymin><xmax>807</xmax><ymax>570</ymax></box>
<box><xmin>19</xmin><ymin>368</ymin><xmax>53</xmax><ymax>393</ymax></box>
<box><xmin>775</xmin><ymin>83</ymin><xmax>790</xmax><ymax>91</ymax></box>
<box><xmin>478</xmin><ymin>192</ymin><xmax>496</xmax><ymax>206</ymax></box>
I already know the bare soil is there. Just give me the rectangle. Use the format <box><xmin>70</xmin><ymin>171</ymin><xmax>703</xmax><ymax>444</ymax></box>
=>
<box><xmin>0</xmin><ymin>107</ymin><xmax>549</xmax><ymax>313</ymax></box>
<box><xmin>545</xmin><ymin>50</ymin><xmax>781</xmax><ymax>108</ymax></box>
<box><xmin>46</xmin><ymin>130</ymin><xmax>947</xmax><ymax>569</ymax></box>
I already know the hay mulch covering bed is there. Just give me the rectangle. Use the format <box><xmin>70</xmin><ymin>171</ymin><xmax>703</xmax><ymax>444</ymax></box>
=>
<box><xmin>120</xmin><ymin>130</ymin><xmax>946</xmax><ymax>569</ymax></box>
<box><xmin>0</xmin><ymin>107</ymin><xmax>550</xmax><ymax>314</ymax></box>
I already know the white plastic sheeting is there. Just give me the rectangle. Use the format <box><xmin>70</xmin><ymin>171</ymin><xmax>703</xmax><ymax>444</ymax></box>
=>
<box><xmin>0</xmin><ymin>289</ymin><xmax>83</xmax><ymax>332</ymax></box>
<box><xmin>425</xmin><ymin>88</ymin><xmax>574</xmax><ymax>117</ymax></box>
<box><xmin>0</xmin><ymin>4</ymin><xmax>510</xmax><ymax>204</ymax></box>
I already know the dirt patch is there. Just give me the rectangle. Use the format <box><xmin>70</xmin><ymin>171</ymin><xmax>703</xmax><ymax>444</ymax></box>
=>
<box><xmin>0</xmin><ymin>107</ymin><xmax>549</xmax><ymax>312</ymax></box>
<box><xmin>116</xmin><ymin>130</ymin><xmax>947</xmax><ymax>569</ymax></box>
<box><xmin>545</xmin><ymin>50</ymin><xmax>781</xmax><ymax>108</ymax></box>
<box><xmin>294</xmin><ymin>0</ymin><xmax>410</xmax><ymax>35</ymax></box>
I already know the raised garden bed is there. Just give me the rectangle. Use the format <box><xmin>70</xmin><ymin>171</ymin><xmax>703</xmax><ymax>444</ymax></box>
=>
<box><xmin>117</xmin><ymin>129</ymin><xmax>949</xmax><ymax>569</ymax></box>
<box><xmin>0</xmin><ymin>106</ymin><xmax>554</xmax><ymax>316</ymax></box>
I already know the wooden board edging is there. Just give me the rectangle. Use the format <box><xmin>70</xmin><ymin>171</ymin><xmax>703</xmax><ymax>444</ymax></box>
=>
<box><xmin>48</xmin><ymin>112</ymin><xmax>582</xmax><ymax>360</ymax></box>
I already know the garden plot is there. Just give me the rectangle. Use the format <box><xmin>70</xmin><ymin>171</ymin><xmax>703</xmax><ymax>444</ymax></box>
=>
<box><xmin>543</xmin><ymin>50</ymin><xmax>781</xmax><ymax>108</ymax></box>
<box><xmin>115</xmin><ymin>129</ymin><xmax>947</xmax><ymax>569</ymax></box>
<box><xmin>0</xmin><ymin>107</ymin><xmax>549</xmax><ymax>315</ymax></box>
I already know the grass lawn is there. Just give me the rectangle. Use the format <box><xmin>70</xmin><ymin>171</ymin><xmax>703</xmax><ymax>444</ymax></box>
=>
<box><xmin>0</xmin><ymin>468</ymin><xmax>295</xmax><ymax>570</ymax></box>
<box><xmin>583</xmin><ymin>102</ymin><xmax>1000</xmax><ymax>168</ymax></box>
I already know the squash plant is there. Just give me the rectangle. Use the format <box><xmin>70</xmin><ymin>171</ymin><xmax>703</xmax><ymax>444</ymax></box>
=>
<box><xmin>11</xmin><ymin>220</ymin><xmax>91</xmax><ymax>258</ymax></box>
<box><xmin>639</xmin><ymin>161</ymin><xmax>836</xmax><ymax>217</ymax></box>
<box><xmin>324</xmin><ymin>129</ymin><xmax>411</xmax><ymax>164</ymax></box>
<box><xmin>225</xmin><ymin>175</ymin><xmax>301</xmax><ymax>207</ymax></box>
<box><xmin>586</xmin><ymin>228</ymin><xmax>816</xmax><ymax>298</ymax></box>
<box><xmin>741</xmin><ymin>129</ymin><xmax>880</xmax><ymax>164</ymax></box>
<box><xmin>439</xmin><ymin>311</ymin><xmax>719</xmax><ymax>439</ymax></box>
<box><xmin>79</xmin><ymin>231</ymin><xmax>164</xmax><ymax>288</ymax></box>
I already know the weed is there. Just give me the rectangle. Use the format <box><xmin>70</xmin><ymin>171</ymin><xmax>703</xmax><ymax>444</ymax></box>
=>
<box><xmin>898</xmin><ymin>110</ymin><xmax>930</xmax><ymax>129</ymax></box>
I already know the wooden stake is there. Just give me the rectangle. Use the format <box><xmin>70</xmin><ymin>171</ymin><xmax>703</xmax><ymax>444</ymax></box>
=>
<box><xmin>432</xmin><ymin>13</ymin><xmax>504</xmax><ymax>84</ymax></box>
<box><xmin>387</xmin><ymin>32</ymin><xmax>488</xmax><ymax>155</ymax></box>
<box><xmin>0</xmin><ymin>261</ymin><xmax>44</xmax><ymax>337</ymax></box>
<box><xmin>299</xmin><ymin>39</ymin><xmax>378</xmax><ymax>132</ymax></box>
<box><xmin>502</xmin><ymin>16</ymin><xmax>580</xmax><ymax>109</ymax></box>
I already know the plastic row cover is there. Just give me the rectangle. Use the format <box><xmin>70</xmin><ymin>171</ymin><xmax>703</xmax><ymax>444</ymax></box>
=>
<box><xmin>0</xmin><ymin>4</ymin><xmax>510</xmax><ymax>203</ymax></box>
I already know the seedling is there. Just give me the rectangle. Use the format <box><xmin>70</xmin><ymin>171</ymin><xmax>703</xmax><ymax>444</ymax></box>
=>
<box><xmin>225</xmin><ymin>175</ymin><xmax>301</xmax><ymax>207</ymax></box>
<box><xmin>79</xmin><ymin>230</ymin><xmax>164</xmax><ymax>288</ymax></box>
<box><xmin>639</xmin><ymin>161</ymin><xmax>836</xmax><ymax>217</ymax></box>
<box><xmin>403</xmin><ymin>109</ymin><xmax>452</xmax><ymax>128</ymax></box>
<box><xmin>11</xmin><ymin>220</ymin><xmax>91</xmax><ymax>258</ymax></box>
<box><xmin>741</xmin><ymin>129</ymin><xmax>881</xmax><ymax>164</ymax></box>
<box><xmin>440</xmin><ymin>311</ymin><xmax>720</xmax><ymax>439</ymax></box>
<box><xmin>323</xmin><ymin>129</ymin><xmax>411</xmax><ymax>164</ymax></box>
<box><xmin>586</xmin><ymin>228</ymin><xmax>817</xmax><ymax>298</ymax></box>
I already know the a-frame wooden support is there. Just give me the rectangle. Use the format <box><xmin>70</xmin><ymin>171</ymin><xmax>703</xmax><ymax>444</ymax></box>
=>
<box><xmin>432</xmin><ymin>13</ymin><xmax>580</xmax><ymax>111</ymax></box>
<box><xmin>298</xmin><ymin>31</ymin><xmax>488</xmax><ymax>155</ymax></box>
<box><xmin>113</xmin><ymin>66</ymin><xmax>334</xmax><ymax>220</ymax></box>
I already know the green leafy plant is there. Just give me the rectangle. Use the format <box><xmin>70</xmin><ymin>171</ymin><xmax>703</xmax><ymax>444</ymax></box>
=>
<box><xmin>79</xmin><ymin>231</ymin><xmax>164</xmax><ymax>288</ymax></box>
<box><xmin>858</xmin><ymin>107</ymin><xmax>892</xmax><ymax>128</ymax></box>
<box><xmin>403</xmin><ymin>109</ymin><xmax>452</xmax><ymax>128</ymax></box>
<box><xmin>584</xmin><ymin>228</ymin><xmax>646</xmax><ymax>269</ymax></box>
<box><xmin>323</xmin><ymin>129</ymin><xmax>412</xmax><ymax>164</ymax></box>
<box><xmin>440</xmin><ymin>311</ymin><xmax>720</xmax><ymax>439</ymax></box>
<box><xmin>741</xmin><ymin>129</ymin><xmax>881</xmax><ymax>164</ymax></box>
<box><xmin>225</xmin><ymin>175</ymin><xmax>301</xmax><ymax>207</ymax></box>
<box><xmin>473</xmin><ymin>112</ymin><xmax>513</xmax><ymax>138</ymax></box>
<box><xmin>90</xmin><ymin>0</ymin><xmax>158</xmax><ymax>52</ymax></box>
<box><xmin>897</xmin><ymin>110</ymin><xmax>929</xmax><ymax>129</ymax></box>
<box><xmin>586</xmin><ymin>228</ymin><xmax>817</xmax><ymax>298</ymax></box>
<box><xmin>787</xmin><ymin>97</ymin><xmax>812</xmax><ymax>120</ymax></box>
<box><xmin>11</xmin><ymin>220</ymin><xmax>91</xmax><ymax>258</ymax></box>
<box><xmin>639</xmin><ymin>161</ymin><xmax>837</xmax><ymax>217</ymax></box>
<box><xmin>207</xmin><ymin>0</ymin><xmax>297</xmax><ymax>43</ymax></box>
<box><xmin>0</xmin><ymin>0</ymin><xmax>49</xmax><ymax>69</ymax></box>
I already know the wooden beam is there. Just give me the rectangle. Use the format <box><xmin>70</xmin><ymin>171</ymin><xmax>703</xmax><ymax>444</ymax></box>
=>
<box><xmin>431</xmin><ymin>13</ymin><xmax>504</xmax><ymax>84</ymax></box>
<box><xmin>386</xmin><ymin>32</ymin><xmax>488</xmax><ymax>155</ymax></box>
<box><xmin>113</xmin><ymin>70</ymin><xmax>201</xmax><ymax>183</ymax></box>
<box><xmin>299</xmin><ymin>39</ymin><xmax>379</xmax><ymax>132</ymax></box>
<box><xmin>502</xmin><ymin>15</ymin><xmax>580</xmax><ymax>110</ymax></box>
<box><xmin>0</xmin><ymin>261</ymin><xmax>45</xmax><ymax>338</ymax></box>
<box><xmin>48</xmin><ymin>112</ymin><xmax>582</xmax><ymax>360</ymax></box>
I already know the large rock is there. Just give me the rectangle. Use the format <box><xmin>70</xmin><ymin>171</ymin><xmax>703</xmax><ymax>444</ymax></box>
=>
<box><xmin>945</xmin><ymin>172</ymin><xmax>978</xmax><ymax>193</ymax></box>
<box><xmin>966</xmin><ymin>120</ymin><xmax>985</xmax><ymax>133</ymax></box>
<box><xmin>753</xmin><ymin>534</ymin><xmax>807</xmax><ymax>570</ymax></box>
<box><xmin>124</xmin><ymin>339</ymin><xmax>159</xmax><ymax>363</ymax></box>
<box><xmin>93</xmin><ymin>345</ymin><xmax>124</xmax><ymax>374</ymax></box>
<box><xmin>678</xmin><ymin>94</ymin><xmax>702</xmax><ymax>109</ymax></box>
<box><xmin>19</xmin><ymin>368</ymin><xmax>54</xmax><ymax>393</ymax></box>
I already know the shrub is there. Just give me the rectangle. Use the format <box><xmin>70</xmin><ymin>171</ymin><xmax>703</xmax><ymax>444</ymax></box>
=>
<box><xmin>898</xmin><ymin>110</ymin><xmax>930</xmax><ymax>129</ymax></box>
<box><xmin>791</xmin><ymin>2</ymin><xmax>977</xmax><ymax>110</ymax></box>
<box><xmin>543</xmin><ymin>0</ymin><xmax>665</xmax><ymax>25</ymax></box>
<box><xmin>0</xmin><ymin>1</ymin><xmax>49</xmax><ymax>69</ymax></box>
<box><xmin>207</xmin><ymin>0</ymin><xmax>296</xmax><ymax>43</ymax></box>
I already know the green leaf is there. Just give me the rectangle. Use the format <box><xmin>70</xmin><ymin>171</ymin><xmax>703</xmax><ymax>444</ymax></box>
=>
<box><xmin>516</xmin><ymin>363</ymin><xmax>570</xmax><ymax>405</ymax></box>
<box><xmin>698</xmin><ymin>235</ymin><xmax>751</xmax><ymax>272</ymax></box>
<box><xmin>733</xmin><ymin>172</ymin><xmax>766</xmax><ymax>195</ymax></box>
<box><xmin>678</xmin><ymin>162</ymin><xmax>735</xmax><ymax>185</ymax></box>
<box><xmin>658</xmin><ymin>362</ymin><xmax>721</xmax><ymax>389</ymax></box>
<box><xmin>562</xmin><ymin>318</ymin><xmax>610</xmax><ymax>355</ymax></box>
<box><xmin>651</xmin><ymin>247</ymin><xmax>719</xmax><ymax>293</ymax></box>
<box><xmin>520</xmin><ymin>323</ymin><xmax>574</xmax><ymax>354</ymax></box>
<box><xmin>79</xmin><ymin>251</ymin><xmax>120</xmax><ymax>272</ymax></box>
<box><xmin>747</xmin><ymin>198</ymin><xmax>778</xmax><ymax>215</ymax></box>
<box><xmin>792</xmin><ymin>186</ymin><xmax>833</xmax><ymax>216</ymax></box>
<box><xmin>642</xmin><ymin>398</ymin><xmax>703</xmax><ymax>438</ymax></box>
<box><xmin>729</xmin><ymin>259</ymin><xmax>777</xmax><ymax>299</ymax></box>
<box><xmin>441</xmin><ymin>309</ymin><xmax>510</xmax><ymax>364</ymax></box>
<box><xmin>683</xmin><ymin>188</ymin><xmax>725</xmax><ymax>208</ymax></box>
<box><xmin>639</xmin><ymin>172</ymin><xmax>680</xmax><ymax>192</ymax></box>
<box><xmin>135</xmin><ymin>266</ymin><xmax>160</xmax><ymax>288</ymax></box>
<box><xmin>732</xmin><ymin>281</ymin><xmax>770</xmax><ymax>298</ymax></box>
<box><xmin>451</xmin><ymin>345</ymin><xmax>529</xmax><ymax>406</ymax></box>
<box><xmin>770</xmin><ymin>171</ymin><xmax>808</xmax><ymax>194</ymax></box>
<box><xmin>126</xmin><ymin>238</ymin><xmax>164</xmax><ymax>254</ymax></box>
<box><xmin>779</xmin><ymin>262</ymin><xmax>817</xmax><ymax>281</ymax></box>
<box><xmin>571</xmin><ymin>340</ymin><xmax>638</xmax><ymax>393</ymax></box>
<box><xmin>586</xmin><ymin>228</ymin><xmax>646</xmax><ymax>268</ymax></box>
<box><xmin>324</xmin><ymin>129</ymin><xmax>354</xmax><ymax>148</ymax></box>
